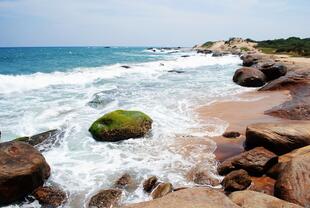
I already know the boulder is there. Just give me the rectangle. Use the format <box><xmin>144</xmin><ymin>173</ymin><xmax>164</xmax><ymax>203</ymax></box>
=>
<box><xmin>267</xmin><ymin>145</ymin><xmax>310</xmax><ymax>179</ymax></box>
<box><xmin>222</xmin><ymin>131</ymin><xmax>241</xmax><ymax>138</ymax></box>
<box><xmin>221</xmin><ymin>169</ymin><xmax>251</xmax><ymax>192</ymax></box>
<box><xmin>229</xmin><ymin>190</ymin><xmax>303</xmax><ymax>208</ymax></box>
<box><xmin>233</xmin><ymin>67</ymin><xmax>266</xmax><ymax>87</ymax></box>
<box><xmin>33</xmin><ymin>186</ymin><xmax>67</xmax><ymax>208</ymax></box>
<box><xmin>259</xmin><ymin>63</ymin><xmax>287</xmax><ymax>81</ymax></box>
<box><xmin>241</xmin><ymin>54</ymin><xmax>261</xmax><ymax>67</ymax></box>
<box><xmin>88</xmin><ymin>189</ymin><xmax>122</xmax><ymax>208</ymax></box>
<box><xmin>249</xmin><ymin>176</ymin><xmax>275</xmax><ymax>196</ymax></box>
<box><xmin>274</xmin><ymin>153</ymin><xmax>310</xmax><ymax>206</ymax></box>
<box><xmin>143</xmin><ymin>176</ymin><xmax>158</xmax><ymax>193</ymax></box>
<box><xmin>245</xmin><ymin>122</ymin><xmax>310</xmax><ymax>155</ymax></box>
<box><xmin>212</xmin><ymin>51</ymin><xmax>224</xmax><ymax>57</ymax></box>
<box><xmin>151</xmin><ymin>183</ymin><xmax>173</xmax><ymax>199</ymax></box>
<box><xmin>121</xmin><ymin>187</ymin><xmax>240</xmax><ymax>208</ymax></box>
<box><xmin>0</xmin><ymin>141</ymin><xmax>50</xmax><ymax>205</ymax></box>
<box><xmin>89</xmin><ymin>110</ymin><xmax>153</xmax><ymax>142</ymax></box>
<box><xmin>217</xmin><ymin>147</ymin><xmax>277</xmax><ymax>176</ymax></box>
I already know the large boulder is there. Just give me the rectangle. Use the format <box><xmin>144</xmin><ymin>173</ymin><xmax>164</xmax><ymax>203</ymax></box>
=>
<box><xmin>245</xmin><ymin>122</ymin><xmax>310</xmax><ymax>155</ymax></box>
<box><xmin>221</xmin><ymin>169</ymin><xmax>251</xmax><ymax>192</ymax></box>
<box><xmin>267</xmin><ymin>145</ymin><xmax>310</xmax><ymax>179</ymax></box>
<box><xmin>229</xmin><ymin>190</ymin><xmax>303</xmax><ymax>208</ymax></box>
<box><xmin>88</xmin><ymin>189</ymin><xmax>122</xmax><ymax>208</ymax></box>
<box><xmin>233</xmin><ymin>67</ymin><xmax>266</xmax><ymax>87</ymax></box>
<box><xmin>274</xmin><ymin>153</ymin><xmax>310</xmax><ymax>207</ymax></box>
<box><xmin>89</xmin><ymin>110</ymin><xmax>153</xmax><ymax>142</ymax></box>
<box><xmin>33</xmin><ymin>186</ymin><xmax>67</xmax><ymax>208</ymax></box>
<box><xmin>217</xmin><ymin>147</ymin><xmax>277</xmax><ymax>176</ymax></box>
<box><xmin>121</xmin><ymin>187</ymin><xmax>240</xmax><ymax>208</ymax></box>
<box><xmin>259</xmin><ymin>63</ymin><xmax>287</xmax><ymax>81</ymax></box>
<box><xmin>0</xmin><ymin>141</ymin><xmax>50</xmax><ymax>205</ymax></box>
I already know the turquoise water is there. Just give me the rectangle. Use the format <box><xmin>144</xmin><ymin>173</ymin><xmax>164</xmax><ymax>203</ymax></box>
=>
<box><xmin>0</xmin><ymin>47</ymin><xmax>246</xmax><ymax>207</ymax></box>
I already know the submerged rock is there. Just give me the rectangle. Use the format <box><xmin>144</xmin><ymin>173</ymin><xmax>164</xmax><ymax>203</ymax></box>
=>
<box><xmin>217</xmin><ymin>147</ymin><xmax>277</xmax><ymax>176</ymax></box>
<box><xmin>233</xmin><ymin>67</ymin><xmax>266</xmax><ymax>87</ymax></box>
<box><xmin>14</xmin><ymin>129</ymin><xmax>63</xmax><ymax>151</ymax></box>
<box><xmin>89</xmin><ymin>110</ymin><xmax>152</xmax><ymax>142</ymax></box>
<box><xmin>143</xmin><ymin>176</ymin><xmax>158</xmax><ymax>193</ymax></box>
<box><xmin>121</xmin><ymin>65</ymin><xmax>131</xmax><ymax>69</ymax></box>
<box><xmin>187</xmin><ymin>165</ymin><xmax>221</xmax><ymax>186</ymax></box>
<box><xmin>245</xmin><ymin>122</ymin><xmax>310</xmax><ymax>155</ymax></box>
<box><xmin>151</xmin><ymin>183</ymin><xmax>173</xmax><ymax>199</ymax></box>
<box><xmin>88</xmin><ymin>189</ymin><xmax>122</xmax><ymax>208</ymax></box>
<box><xmin>222</xmin><ymin>131</ymin><xmax>241</xmax><ymax>138</ymax></box>
<box><xmin>168</xmin><ymin>70</ymin><xmax>185</xmax><ymax>74</ymax></box>
<box><xmin>0</xmin><ymin>141</ymin><xmax>50</xmax><ymax>205</ymax></box>
<box><xmin>121</xmin><ymin>187</ymin><xmax>240</xmax><ymax>208</ymax></box>
<box><xmin>33</xmin><ymin>186</ymin><xmax>67</xmax><ymax>208</ymax></box>
<box><xmin>229</xmin><ymin>190</ymin><xmax>303</xmax><ymax>208</ymax></box>
<box><xmin>115</xmin><ymin>173</ymin><xmax>133</xmax><ymax>190</ymax></box>
<box><xmin>221</xmin><ymin>169</ymin><xmax>251</xmax><ymax>192</ymax></box>
<box><xmin>274</xmin><ymin>153</ymin><xmax>310</xmax><ymax>207</ymax></box>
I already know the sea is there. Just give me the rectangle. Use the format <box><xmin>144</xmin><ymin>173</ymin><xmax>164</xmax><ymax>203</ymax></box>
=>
<box><xmin>0</xmin><ymin>46</ymin><xmax>247</xmax><ymax>207</ymax></box>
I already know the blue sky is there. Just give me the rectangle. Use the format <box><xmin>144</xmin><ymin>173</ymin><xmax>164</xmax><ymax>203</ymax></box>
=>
<box><xmin>0</xmin><ymin>0</ymin><xmax>309</xmax><ymax>46</ymax></box>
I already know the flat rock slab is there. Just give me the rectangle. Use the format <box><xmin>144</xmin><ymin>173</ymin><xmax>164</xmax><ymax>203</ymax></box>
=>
<box><xmin>217</xmin><ymin>147</ymin><xmax>277</xmax><ymax>176</ymax></box>
<box><xmin>0</xmin><ymin>141</ymin><xmax>50</xmax><ymax>205</ymax></box>
<box><xmin>274</xmin><ymin>153</ymin><xmax>310</xmax><ymax>207</ymax></box>
<box><xmin>121</xmin><ymin>188</ymin><xmax>240</xmax><ymax>208</ymax></box>
<box><xmin>230</xmin><ymin>190</ymin><xmax>303</xmax><ymax>208</ymax></box>
<box><xmin>245</xmin><ymin>122</ymin><xmax>310</xmax><ymax>155</ymax></box>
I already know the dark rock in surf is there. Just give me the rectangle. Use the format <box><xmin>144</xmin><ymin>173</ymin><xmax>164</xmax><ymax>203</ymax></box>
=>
<box><xmin>168</xmin><ymin>70</ymin><xmax>185</xmax><ymax>74</ymax></box>
<box><xmin>88</xmin><ymin>189</ymin><xmax>122</xmax><ymax>208</ymax></box>
<box><xmin>222</xmin><ymin>131</ymin><xmax>241</xmax><ymax>138</ymax></box>
<box><xmin>143</xmin><ymin>176</ymin><xmax>158</xmax><ymax>193</ymax></box>
<box><xmin>0</xmin><ymin>141</ymin><xmax>50</xmax><ymax>205</ymax></box>
<box><xmin>121</xmin><ymin>65</ymin><xmax>131</xmax><ymax>69</ymax></box>
<box><xmin>33</xmin><ymin>186</ymin><xmax>67</xmax><ymax>208</ymax></box>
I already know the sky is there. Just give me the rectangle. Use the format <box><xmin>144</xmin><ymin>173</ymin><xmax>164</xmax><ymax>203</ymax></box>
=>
<box><xmin>0</xmin><ymin>0</ymin><xmax>309</xmax><ymax>47</ymax></box>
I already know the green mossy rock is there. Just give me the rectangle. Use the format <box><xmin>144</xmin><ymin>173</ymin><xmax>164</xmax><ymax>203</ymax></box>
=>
<box><xmin>89</xmin><ymin>110</ymin><xmax>153</xmax><ymax>142</ymax></box>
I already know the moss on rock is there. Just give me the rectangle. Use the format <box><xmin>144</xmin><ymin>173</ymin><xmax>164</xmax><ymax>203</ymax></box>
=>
<box><xmin>89</xmin><ymin>110</ymin><xmax>153</xmax><ymax>142</ymax></box>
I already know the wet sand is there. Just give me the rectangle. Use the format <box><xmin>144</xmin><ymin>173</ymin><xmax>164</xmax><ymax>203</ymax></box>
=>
<box><xmin>197</xmin><ymin>90</ymin><xmax>291</xmax><ymax>161</ymax></box>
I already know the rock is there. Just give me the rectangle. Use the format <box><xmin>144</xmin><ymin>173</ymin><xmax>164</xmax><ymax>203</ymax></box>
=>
<box><xmin>121</xmin><ymin>65</ymin><xmax>131</xmax><ymax>69</ymax></box>
<box><xmin>233</xmin><ymin>67</ymin><xmax>266</xmax><ymax>87</ymax></box>
<box><xmin>0</xmin><ymin>141</ymin><xmax>50</xmax><ymax>205</ymax></box>
<box><xmin>151</xmin><ymin>183</ymin><xmax>173</xmax><ymax>199</ymax></box>
<box><xmin>267</xmin><ymin>145</ymin><xmax>310</xmax><ymax>179</ymax></box>
<box><xmin>89</xmin><ymin>110</ymin><xmax>153</xmax><ymax>142</ymax></box>
<box><xmin>260</xmin><ymin>70</ymin><xmax>310</xmax><ymax>91</ymax></box>
<box><xmin>221</xmin><ymin>169</ymin><xmax>251</xmax><ymax>192</ymax></box>
<box><xmin>222</xmin><ymin>131</ymin><xmax>241</xmax><ymax>138</ymax></box>
<box><xmin>14</xmin><ymin>129</ymin><xmax>63</xmax><ymax>151</ymax></box>
<box><xmin>212</xmin><ymin>51</ymin><xmax>224</xmax><ymax>57</ymax></box>
<box><xmin>33</xmin><ymin>186</ymin><xmax>67</xmax><ymax>208</ymax></box>
<box><xmin>187</xmin><ymin>166</ymin><xmax>221</xmax><ymax>186</ymax></box>
<box><xmin>245</xmin><ymin>122</ymin><xmax>310</xmax><ymax>155</ymax></box>
<box><xmin>197</xmin><ymin>49</ymin><xmax>212</xmax><ymax>54</ymax></box>
<box><xmin>143</xmin><ymin>176</ymin><xmax>158</xmax><ymax>193</ymax></box>
<box><xmin>274</xmin><ymin>153</ymin><xmax>310</xmax><ymax>206</ymax></box>
<box><xmin>115</xmin><ymin>173</ymin><xmax>132</xmax><ymax>189</ymax></box>
<box><xmin>249</xmin><ymin>176</ymin><xmax>275</xmax><ymax>196</ymax></box>
<box><xmin>168</xmin><ymin>70</ymin><xmax>185</xmax><ymax>74</ymax></box>
<box><xmin>217</xmin><ymin>147</ymin><xmax>277</xmax><ymax>176</ymax></box>
<box><xmin>88</xmin><ymin>189</ymin><xmax>122</xmax><ymax>208</ymax></box>
<box><xmin>229</xmin><ymin>190</ymin><xmax>303</xmax><ymax>208</ymax></box>
<box><xmin>241</xmin><ymin>54</ymin><xmax>261</xmax><ymax>67</ymax></box>
<box><xmin>259</xmin><ymin>63</ymin><xmax>287</xmax><ymax>81</ymax></box>
<box><xmin>121</xmin><ymin>187</ymin><xmax>240</xmax><ymax>208</ymax></box>
<box><xmin>181</xmin><ymin>55</ymin><xmax>190</xmax><ymax>58</ymax></box>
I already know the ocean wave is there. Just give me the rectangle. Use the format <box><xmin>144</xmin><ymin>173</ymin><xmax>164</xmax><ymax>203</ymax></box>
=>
<box><xmin>0</xmin><ymin>54</ymin><xmax>241</xmax><ymax>94</ymax></box>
